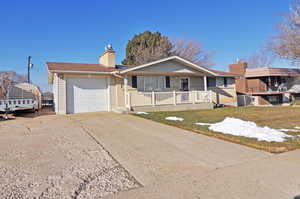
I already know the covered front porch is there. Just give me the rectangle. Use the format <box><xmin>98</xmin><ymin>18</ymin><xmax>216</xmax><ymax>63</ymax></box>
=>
<box><xmin>126</xmin><ymin>90</ymin><xmax>213</xmax><ymax>111</ymax></box>
<box><xmin>113</xmin><ymin>56</ymin><xmax>236</xmax><ymax>112</ymax></box>
<box><xmin>122</xmin><ymin>73</ymin><xmax>213</xmax><ymax>111</ymax></box>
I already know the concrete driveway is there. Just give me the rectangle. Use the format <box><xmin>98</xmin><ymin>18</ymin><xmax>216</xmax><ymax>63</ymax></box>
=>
<box><xmin>1</xmin><ymin>112</ymin><xmax>300</xmax><ymax>198</ymax></box>
<box><xmin>73</xmin><ymin>113</ymin><xmax>300</xmax><ymax>199</ymax></box>
<box><xmin>0</xmin><ymin>114</ymin><xmax>139</xmax><ymax>198</ymax></box>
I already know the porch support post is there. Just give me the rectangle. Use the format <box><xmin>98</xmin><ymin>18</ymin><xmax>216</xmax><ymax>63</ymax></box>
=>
<box><xmin>204</xmin><ymin>75</ymin><xmax>207</xmax><ymax>91</ymax></box>
<box><xmin>124</xmin><ymin>75</ymin><xmax>128</xmax><ymax>108</ymax></box>
<box><xmin>152</xmin><ymin>91</ymin><xmax>155</xmax><ymax>107</ymax></box>
<box><xmin>192</xmin><ymin>91</ymin><xmax>195</xmax><ymax>104</ymax></box>
<box><xmin>173</xmin><ymin>90</ymin><xmax>176</xmax><ymax>105</ymax></box>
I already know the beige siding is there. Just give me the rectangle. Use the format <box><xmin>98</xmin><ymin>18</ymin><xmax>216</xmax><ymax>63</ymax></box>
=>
<box><xmin>54</xmin><ymin>73</ymin><xmax>67</xmax><ymax>114</ymax></box>
<box><xmin>209</xmin><ymin>87</ymin><xmax>237</xmax><ymax>106</ymax></box>
<box><xmin>53</xmin><ymin>73</ymin><xmax>58</xmax><ymax>113</ymax></box>
<box><xmin>109</xmin><ymin>77</ymin><xmax>118</xmax><ymax>110</ymax></box>
<box><xmin>115</xmin><ymin>78</ymin><xmax>125</xmax><ymax>108</ymax></box>
<box><xmin>136</xmin><ymin>60</ymin><xmax>203</xmax><ymax>74</ymax></box>
<box><xmin>190</xmin><ymin>76</ymin><xmax>205</xmax><ymax>90</ymax></box>
<box><xmin>207</xmin><ymin>77</ymin><xmax>237</xmax><ymax>106</ymax></box>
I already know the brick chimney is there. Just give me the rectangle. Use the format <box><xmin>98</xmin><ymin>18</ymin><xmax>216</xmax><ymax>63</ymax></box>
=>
<box><xmin>229</xmin><ymin>60</ymin><xmax>248</xmax><ymax>76</ymax></box>
<box><xmin>99</xmin><ymin>44</ymin><xmax>116</xmax><ymax>67</ymax></box>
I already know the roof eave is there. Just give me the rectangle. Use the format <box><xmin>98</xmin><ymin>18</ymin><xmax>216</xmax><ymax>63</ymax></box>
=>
<box><xmin>119</xmin><ymin>56</ymin><xmax>218</xmax><ymax>76</ymax></box>
<box><xmin>48</xmin><ymin>70</ymin><xmax>113</xmax><ymax>74</ymax></box>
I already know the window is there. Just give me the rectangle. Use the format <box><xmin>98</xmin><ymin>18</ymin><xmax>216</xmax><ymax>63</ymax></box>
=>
<box><xmin>135</xmin><ymin>76</ymin><xmax>166</xmax><ymax>91</ymax></box>
<box><xmin>144</xmin><ymin>76</ymin><xmax>165</xmax><ymax>91</ymax></box>
<box><xmin>180</xmin><ymin>78</ymin><xmax>189</xmax><ymax>91</ymax></box>
<box><xmin>132</xmin><ymin>76</ymin><xmax>137</xmax><ymax>88</ymax></box>
<box><xmin>224</xmin><ymin>77</ymin><xmax>228</xmax><ymax>87</ymax></box>
<box><xmin>165</xmin><ymin>76</ymin><xmax>170</xmax><ymax>88</ymax></box>
<box><xmin>207</xmin><ymin>77</ymin><xmax>216</xmax><ymax>87</ymax></box>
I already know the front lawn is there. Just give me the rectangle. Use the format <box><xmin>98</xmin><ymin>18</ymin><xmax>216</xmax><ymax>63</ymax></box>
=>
<box><xmin>134</xmin><ymin>107</ymin><xmax>300</xmax><ymax>153</ymax></box>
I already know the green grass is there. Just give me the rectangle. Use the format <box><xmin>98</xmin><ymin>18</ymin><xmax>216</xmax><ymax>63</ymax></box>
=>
<box><xmin>134</xmin><ymin>107</ymin><xmax>300</xmax><ymax>153</ymax></box>
<box><xmin>291</xmin><ymin>100</ymin><xmax>300</xmax><ymax>106</ymax></box>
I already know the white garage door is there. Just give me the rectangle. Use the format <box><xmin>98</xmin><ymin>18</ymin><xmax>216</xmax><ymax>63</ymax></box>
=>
<box><xmin>67</xmin><ymin>77</ymin><xmax>108</xmax><ymax>114</ymax></box>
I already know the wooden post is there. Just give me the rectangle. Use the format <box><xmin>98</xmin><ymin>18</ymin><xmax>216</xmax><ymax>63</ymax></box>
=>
<box><xmin>204</xmin><ymin>76</ymin><xmax>207</xmax><ymax>91</ymax></box>
<box><xmin>192</xmin><ymin>91</ymin><xmax>195</xmax><ymax>104</ymax></box>
<box><xmin>152</xmin><ymin>91</ymin><xmax>155</xmax><ymax>107</ymax></box>
<box><xmin>128</xmin><ymin>93</ymin><xmax>131</xmax><ymax>108</ymax></box>
<box><xmin>124</xmin><ymin>75</ymin><xmax>128</xmax><ymax>107</ymax></box>
<box><xmin>173</xmin><ymin>90</ymin><xmax>176</xmax><ymax>105</ymax></box>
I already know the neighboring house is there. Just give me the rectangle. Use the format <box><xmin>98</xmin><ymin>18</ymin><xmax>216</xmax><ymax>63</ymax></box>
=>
<box><xmin>230</xmin><ymin>61</ymin><xmax>300</xmax><ymax>105</ymax></box>
<box><xmin>47</xmin><ymin>45</ymin><xmax>237</xmax><ymax>114</ymax></box>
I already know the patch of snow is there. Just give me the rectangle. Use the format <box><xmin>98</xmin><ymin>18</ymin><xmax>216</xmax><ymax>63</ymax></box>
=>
<box><xmin>165</xmin><ymin>116</ymin><xmax>184</xmax><ymax>121</ymax></box>
<box><xmin>195</xmin><ymin>122</ymin><xmax>212</xmax><ymax>126</ymax></box>
<box><xmin>279</xmin><ymin>128</ymin><xmax>300</xmax><ymax>132</ymax></box>
<box><xmin>135</xmin><ymin>112</ymin><xmax>149</xmax><ymax>115</ymax></box>
<box><xmin>208</xmin><ymin>117</ymin><xmax>292</xmax><ymax>142</ymax></box>
<box><xmin>295</xmin><ymin>126</ymin><xmax>300</xmax><ymax>129</ymax></box>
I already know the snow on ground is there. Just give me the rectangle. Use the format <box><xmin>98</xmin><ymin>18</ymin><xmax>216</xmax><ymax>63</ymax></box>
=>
<box><xmin>279</xmin><ymin>128</ymin><xmax>300</xmax><ymax>132</ymax></box>
<box><xmin>135</xmin><ymin>112</ymin><xmax>149</xmax><ymax>115</ymax></box>
<box><xmin>165</xmin><ymin>116</ymin><xmax>184</xmax><ymax>121</ymax></box>
<box><xmin>198</xmin><ymin>117</ymin><xmax>292</xmax><ymax>142</ymax></box>
<box><xmin>295</xmin><ymin>126</ymin><xmax>300</xmax><ymax>129</ymax></box>
<box><xmin>195</xmin><ymin>122</ymin><xmax>212</xmax><ymax>126</ymax></box>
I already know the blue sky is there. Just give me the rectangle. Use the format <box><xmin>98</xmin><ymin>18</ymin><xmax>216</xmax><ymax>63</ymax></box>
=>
<box><xmin>0</xmin><ymin>0</ymin><xmax>292</xmax><ymax>91</ymax></box>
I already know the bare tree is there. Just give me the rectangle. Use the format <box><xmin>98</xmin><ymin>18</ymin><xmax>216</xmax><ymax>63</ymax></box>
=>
<box><xmin>171</xmin><ymin>39</ymin><xmax>214</xmax><ymax>68</ymax></box>
<box><xmin>270</xmin><ymin>0</ymin><xmax>300</xmax><ymax>65</ymax></box>
<box><xmin>243</xmin><ymin>48</ymin><xmax>275</xmax><ymax>68</ymax></box>
<box><xmin>0</xmin><ymin>71</ymin><xmax>27</xmax><ymax>99</ymax></box>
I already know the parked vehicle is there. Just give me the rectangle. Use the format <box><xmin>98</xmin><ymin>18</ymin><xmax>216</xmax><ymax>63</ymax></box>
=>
<box><xmin>0</xmin><ymin>83</ymin><xmax>41</xmax><ymax>119</ymax></box>
<box><xmin>0</xmin><ymin>98</ymin><xmax>38</xmax><ymax>119</ymax></box>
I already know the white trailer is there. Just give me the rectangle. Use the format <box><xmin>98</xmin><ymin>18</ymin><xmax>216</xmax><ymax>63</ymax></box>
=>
<box><xmin>0</xmin><ymin>99</ymin><xmax>38</xmax><ymax>119</ymax></box>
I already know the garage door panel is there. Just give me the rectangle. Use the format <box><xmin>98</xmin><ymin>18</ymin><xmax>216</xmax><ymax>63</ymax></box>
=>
<box><xmin>67</xmin><ymin>78</ymin><xmax>107</xmax><ymax>114</ymax></box>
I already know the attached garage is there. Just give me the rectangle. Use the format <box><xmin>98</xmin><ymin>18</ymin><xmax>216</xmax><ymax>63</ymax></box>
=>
<box><xmin>66</xmin><ymin>77</ymin><xmax>108</xmax><ymax>114</ymax></box>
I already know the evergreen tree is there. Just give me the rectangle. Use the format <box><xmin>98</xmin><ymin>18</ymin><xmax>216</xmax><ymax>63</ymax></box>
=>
<box><xmin>122</xmin><ymin>31</ymin><xmax>173</xmax><ymax>66</ymax></box>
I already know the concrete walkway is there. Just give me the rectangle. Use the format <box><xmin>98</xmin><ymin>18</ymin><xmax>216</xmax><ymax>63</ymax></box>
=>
<box><xmin>72</xmin><ymin>113</ymin><xmax>300</xmax><ymax>199</ymax></box>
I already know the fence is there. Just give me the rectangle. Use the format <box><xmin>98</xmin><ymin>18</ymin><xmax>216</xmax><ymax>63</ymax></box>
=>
<box><xmin>127</xmin><ymin>91</ymin><xmax>212</xmax><ymax>108</ymax></box>
<box><xmin>237</xmin><ymin>95</ymin><xmax>255</xmax><ymax>106</ymax></box>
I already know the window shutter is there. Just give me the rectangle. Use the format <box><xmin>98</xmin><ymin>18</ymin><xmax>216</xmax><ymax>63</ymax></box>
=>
<box><xmin>165</xmin><ymin>76</ymin><xmax>170</xmax><ymax>88</ymax></box>
<box><xmin>132</xmin><ymin>76</ymin><xmax>137</xmax><ymax>88</ymax></box>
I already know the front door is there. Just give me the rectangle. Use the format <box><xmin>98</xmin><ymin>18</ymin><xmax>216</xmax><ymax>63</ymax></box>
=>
<box><xmin>180</xmin><ymin>78</ymin><xmax>189</xmax><ymax>91</ymax></box>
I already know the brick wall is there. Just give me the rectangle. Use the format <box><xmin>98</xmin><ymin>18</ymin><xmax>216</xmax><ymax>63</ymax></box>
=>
<box><xmin>229</xmin><ymin>61</ymin><xmax>247</xmax><ymax>75</ymax></box>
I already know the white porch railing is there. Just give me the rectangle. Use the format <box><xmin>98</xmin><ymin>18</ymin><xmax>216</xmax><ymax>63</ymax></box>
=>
<box><xmin>126</xmin><ymin>91</ymin><xmax>212</xmax><ymax>108</ymax></box>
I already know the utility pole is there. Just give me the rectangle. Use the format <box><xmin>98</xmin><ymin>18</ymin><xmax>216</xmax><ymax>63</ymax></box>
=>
<box><xmin>27</xmin><ymin>56</ymin><xmax>32</xmax><ymax>83</ymax></box>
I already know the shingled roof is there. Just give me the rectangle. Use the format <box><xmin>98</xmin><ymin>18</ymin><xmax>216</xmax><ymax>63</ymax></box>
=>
<box><xmin>47</xmin><ymin>57</ymin><xmax>237</xmax><ymax>77</ymax></box>
<box><xmin>47</xmin><ymin>62</ymin><xmax>117</xmax><ymax>73</ymax></box>
<box><xmin>245</xmin><ymin>67</ymin><xmax>300</xmax><ymax>78</ymax></box>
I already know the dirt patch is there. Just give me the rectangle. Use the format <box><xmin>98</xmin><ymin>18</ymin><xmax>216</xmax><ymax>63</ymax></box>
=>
<box><xmin>0</xmin><ymin>115</ymin><xmax>140</xmax><ymax>198</ymax></box>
